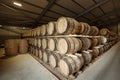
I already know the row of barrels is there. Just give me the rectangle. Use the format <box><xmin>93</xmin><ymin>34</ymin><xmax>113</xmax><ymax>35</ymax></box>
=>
<box><xmin>22</xmin><ymin>17</ymin><xmax>99</xmax><ymax>37</ymax></box>
<box><xmin>28</xmin><ymin>37</ymin><xmax>107</xmax><ymax>55</ymax></box>
<box><xmin>29</xmin><ymin>41</ymin><xmax>116</xmax><ymax>76</ymax></box>
<box><xmin>99</xmin><ymin>28</ymin><xmax>118</xmax><ymax>41</ymax></box>
<box><xmin>5</xmin><ymin>39</ymin><xmax>28</xmax><ymax>56</ymax></box>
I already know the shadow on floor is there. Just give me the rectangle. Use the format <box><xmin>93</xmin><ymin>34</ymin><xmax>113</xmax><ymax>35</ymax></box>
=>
<box><xmin>0</xmin><ymin>54</ymin><xmax>16</xmax><ymax>59</ymax></box>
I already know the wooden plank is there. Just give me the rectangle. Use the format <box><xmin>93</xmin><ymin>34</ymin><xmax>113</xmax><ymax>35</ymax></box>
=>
<box><xmin>22</xmin><ymin>34</ymin><xmax>103</xmax><ymax>38</ymax></box>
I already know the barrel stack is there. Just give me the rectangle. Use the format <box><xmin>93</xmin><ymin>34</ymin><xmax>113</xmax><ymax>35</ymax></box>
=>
<box><xmin>5</xmin><ymin>39</ymin><xmax>28</xmax><ymax>56</ymax></box>
<box><xmin>22</xmin><ymin>17</ymin><xmax>118</xmax><ymax>78</ymax></box>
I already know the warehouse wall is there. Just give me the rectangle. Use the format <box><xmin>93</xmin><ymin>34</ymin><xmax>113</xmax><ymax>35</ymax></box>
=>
<box><xmin>0</xmin><ymin>28</ymin><xmax>20</xmax><ymax>47</ymax></box>
<box><xmin>108</xmin><ymin>24</ymin><xmax>118</xmax><ymax>33</ymax></box>
<box><xmin>107</xmin><ymin>22</ymin><xmax>120</xmax><ymax>35</ymax></box>
<box><xmin>0</xmin><ymin>25</ymin><xmax>31</xmax><ymax>47</ymax></box>
<box><xmin>118</xmin><ymin>23</ymin><xmax>120</xmax><ymax>36</ymax></box>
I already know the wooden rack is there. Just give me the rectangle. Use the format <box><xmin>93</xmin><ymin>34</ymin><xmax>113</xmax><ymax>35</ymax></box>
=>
<box><xmin>23</xmin><ymin>34</ymin><xmax>103</xmax><ymax>38</ymax></box>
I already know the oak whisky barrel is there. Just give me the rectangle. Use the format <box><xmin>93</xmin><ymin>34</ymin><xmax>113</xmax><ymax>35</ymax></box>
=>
<box><xmin>59</xmin><ymin>54</ymin><xmax>84</xmax><ymax>76</ymax></box>
<box><xmin>56</xmin><ymin>17</ymin><xmax>79</xmax><ymax>34</ymax></box>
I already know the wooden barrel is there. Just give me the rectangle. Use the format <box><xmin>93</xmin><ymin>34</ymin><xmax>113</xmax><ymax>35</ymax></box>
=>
<box><xmin>38</xmin><ymin>49</ymin><xmax>42</xmax><ymax>59</ymax></box>
<box><xmin>103</xmin><ymin>45</ymin><xmax>107</xmax><ymax>52</ymax></box>
<box><xmin>86</xmin><ymin>50</ymin><xmax>96</xmax><ymax>58</ymax></box>
<box><xmin>82</xmin><ymin>51</ymin><xmax>93</xmax><ymax>64</ymax></box>
<box><xmin>36</xmin><ymin>27</ymin><xmax>41</xmax><ymax>36</ymax></box>
<box><xmin>90</xmin><ymin>38</ymin><xmax>99</xmax><ymax>48</ymax></box>
<box><xmin>43</xmin><ymin>50</ymin><xmax>51</xmax><ymax>63</ymax></box>
<box><xmin>57</xmin><ymin>38</ymin><xmax>82</xmax><ymax>55</ymax></box>
<box><xmin>47</xmin><ymin>22</ymin><xmax>57</xmax><ymax>35</ymax></box>
<box><xmin>49</xmin><ymin>51</ymin><xmax>62</xmax><ymax>67</ymax></box>
<box><xmin>99</xmin><ymin>28</ymin><xmax>110</xmax><ymax>37</ymax></box>
<box><xmin>59</xmin><ymin>54</ymin><xmax>84</xmax><ymax>76</ymax></box>
<box><xmin>100</xmin><ymin>36</ymin><xmax>108</xmax><ymax>44</ymax></box>
<box><xmin>32</xmin><ymin>47</ymin><xmax>35</xmax><ymax>55</ymax></box>
<box><xmin>92</xmin><ymin>46</ymin><xmax>100</xmax><ymax>57</ymax></box>
<box><xmin>31</xmin><ymin>29</ymin><xmax>34</xmax><ymax>37</ymax></box>
<box><xmin>104</xmin><ymin>44</ymin><xmax>109</xmax><ymax>51</ymax></box>
<box><xmin>5</xmin><ymin>39</ymin><xmax>19</xmax><ymax>56</ymax></box>
<box><xmin>37</xmin><ymin>38</ymin><xmax>41</xmax><ymax>48</ymax></box>
<box><xmin>99</xmin><ymin>45</ymin><xmax>104</xmax><ymax>54</ymax></box>
<box><xmin>48</xmin><ymin>38</ymin><xmax>57</xmax><ymax>51</ymax></box>
<box><xmin>42</xmin><ymin>38</ymin><xmax>47</xmax><ymax>49</ymax></box>
<box><xmin>89</xmin><ymin>26</ymin><xmax>99</xmax><ymax>36</ymax></box>
<box><xmin>56</xmin><ymin>17</ymin><xmax>79</xmax><ymax>34</ymax></box>
<box><xmin>33</xmin><ymin>28</ymin><xmax>37</xmax><ymax>37</ymax></box>
<box><xmin>31</xmin><ymin>38</ymin><xmax>34</xmax><ymax>46</ymax></box>
<box><xmin>35</xmin><ymin>48</ymin><xmax>39</xmax><ymax>57</ymax></box>
<box><xmin>34</xmin><ymin>38</ymin><xmax>37</xmax><ymax>46</ymax></box>
<box><xmin>79</xmin><ymin>22</ymin><xmax>91</xmax><ymax>35</ymax></box>
<box><xmin>41</xmin><ymin>25</ymin><xmax>47</xmax><ymax>36</ymax></box>
<box><xmin>92</xmin><ymin>45</ymin><xmax>104</xmax><ymax>57</ymax></box>
<box><xmin>19</xmin><ymin>39</ymin><xmax>28</xmax><ymax>54</ymax></box>
<box><xmin>80</xmin><ymin>38</ymin><xmax>91</xmax><ymax>51</ymax></box>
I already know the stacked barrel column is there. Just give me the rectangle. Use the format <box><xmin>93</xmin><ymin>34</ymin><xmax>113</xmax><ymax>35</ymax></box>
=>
<box><xmin>22</xmin><ymin>17</ymin><xmax>119</xmax><ymax>79</ymax></box>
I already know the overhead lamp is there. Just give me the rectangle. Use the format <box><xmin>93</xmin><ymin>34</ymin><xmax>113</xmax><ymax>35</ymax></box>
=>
<box><xmin>22</xmin><ymin>27</ymin><xmax>26</xmax><ymax>29</ymax></box>
<box><xmin>13</xmin><ymin>2</ymin><xmax>22</xmax><ymax>7</ymax></box>
<box><xmin>0</xmin><ymin>25</ymin><xmax>2</xmax><ymax>27</ymax></box>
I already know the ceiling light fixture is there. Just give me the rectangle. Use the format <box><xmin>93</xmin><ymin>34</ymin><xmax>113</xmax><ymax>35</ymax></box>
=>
<box><xmin>13</xmin><ymin>2</ymin><xmax>22</xmax><ymax>7</ymax></box>
<box><xmin>22</xmin><ymin>27</ymin><xmax>26</xmax><ymax>29</ymax></box>
<box><xmin>0</xmin><ymin>25</ymin><xmax>2</xmax><ymax>27</ymax></box>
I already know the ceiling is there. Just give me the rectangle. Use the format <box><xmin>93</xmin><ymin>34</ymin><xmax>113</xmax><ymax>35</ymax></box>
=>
<box><xmin>0</xmin><ymin>0</ymin><xmax>120</xmax><ymax>28</ymax></box>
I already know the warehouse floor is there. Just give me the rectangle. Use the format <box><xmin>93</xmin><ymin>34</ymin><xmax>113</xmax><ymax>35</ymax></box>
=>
<box><xmin>0</xmin><ymin>42</ymin><xmax>120</xmax><ymax>80</ymax></box>
<box><xmin>0</xmin><ymin>49</ymin><xmax>58</xmax><ymax>80</ymax></box>
<box><xmin>77</xmin><ymin>41</ymin><xmax>120</xmax><ymax>80</ymax></box>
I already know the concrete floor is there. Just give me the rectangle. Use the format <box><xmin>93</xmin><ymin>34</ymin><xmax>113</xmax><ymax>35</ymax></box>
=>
<box><xmin>0</xmin><ymin>42</ymin><xmax>120</xmax><ymax>80</ymax></box>
<box><xmin>0</xmin><ymin>49</ymin><xmax>58</xmax><ymax>80</ymax></box>
<box><xmin>77</xmin><ymin>41</ymin><xmax>120</xmax><ymax>80</ymax></box>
